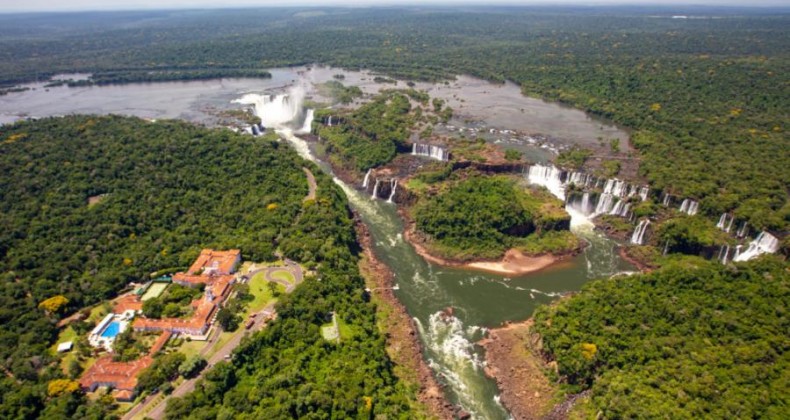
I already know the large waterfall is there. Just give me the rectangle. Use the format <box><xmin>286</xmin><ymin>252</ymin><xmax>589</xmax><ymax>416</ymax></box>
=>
<box><xmin>412</xmin><ymin>143</ymin><xmax>449</xmax><ymax>161</ymax></box>
<box><xmin>733</xmin><ymin>231</ymin><xmax>780</xmax><ymax>262</ymax></box>
<box><xmin>528</xmin><ymin>163</ymin><xmax>647</xmax><ymax>221</ymax></box>
<box><xmin>234</xmin><ymin>84</ymin><xmax>308</xmax><ymax>128</ymax></box>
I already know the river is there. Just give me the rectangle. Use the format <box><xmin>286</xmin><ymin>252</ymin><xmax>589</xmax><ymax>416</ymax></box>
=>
<box><xmin>281</xmin><ymin>128</ymin><xmax>633</xmax><ymax>419</ymax></box>
<box><xmin>2</xmin><ymin>67</ymin><xmax>634</xmax><ymax>418</ymax></box>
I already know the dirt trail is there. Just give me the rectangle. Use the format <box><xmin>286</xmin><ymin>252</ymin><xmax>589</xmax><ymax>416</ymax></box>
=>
<box><xmin>303</xmin><ymin>167</ymin><xmax>317</xmax><ymax>201</ymax></box>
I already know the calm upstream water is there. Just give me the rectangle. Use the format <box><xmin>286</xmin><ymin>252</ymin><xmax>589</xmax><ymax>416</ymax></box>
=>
<box><xmin>2</xmin><ymin>67</ymin><xmax>633</xmax><ymax>418</ymax></box>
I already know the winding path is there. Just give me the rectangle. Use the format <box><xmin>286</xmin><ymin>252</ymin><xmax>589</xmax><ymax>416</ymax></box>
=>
<box><xmin>303</xmin><ymin>167</ymin><xmax>317</xmax><ymax>202</ymax></box>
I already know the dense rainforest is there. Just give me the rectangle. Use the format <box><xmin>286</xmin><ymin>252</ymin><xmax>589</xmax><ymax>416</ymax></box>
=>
<box><xmin>533</xmin><ymin>256</ymin><xmax>789</xmax><ymax>418</ymax></box>
<box><xmin>0</xmin><ymin>7</ymin><xmax>786</xmax><ymax>232</ymax></box>
<box><xmin>0</xmin><ymin>116</ymin><xmax>420</xmax><ymax>418</ymax></box>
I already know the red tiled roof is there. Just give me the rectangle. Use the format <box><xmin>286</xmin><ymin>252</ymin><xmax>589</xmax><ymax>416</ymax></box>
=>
<box><xmin>113</xmin><ymin>294</ymin><xmax>143</xmax><ymax>314</ymax></box>
<box><xmin>112</xmin><ymin>389</ymin><xmax>135</xmax><ymax>401</ymax></box>
<box><xmin>185</xmin><ymin>249</ymin><xmax>240</xmax><ymax>275</ymax></box>
<box><xmin>79</xmin><ymin>332</ymin><xmax>171</xmax><ymax>393</ymax></box>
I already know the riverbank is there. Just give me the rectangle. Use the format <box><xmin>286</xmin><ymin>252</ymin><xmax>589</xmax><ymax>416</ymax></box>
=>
<box><xmin>478</xmin><ymin>319</ymin><xmax>559</xmax><ymax>419</ymax></box>
<box><xmin>354</xmin><ymin>215</ymin><xmax>455</xmax><ymax>420</ymax></box>
<box><xmin>403</xmin><ymin>216</ymin><xmax>577</xmax><ymax>277</ymax></box>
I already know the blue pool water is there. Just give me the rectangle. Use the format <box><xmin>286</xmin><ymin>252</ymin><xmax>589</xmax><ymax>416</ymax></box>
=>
<box><xmin>101</xmin><ymin>321</ymin><xmax>122</xmax><ymax>338</ymax></box>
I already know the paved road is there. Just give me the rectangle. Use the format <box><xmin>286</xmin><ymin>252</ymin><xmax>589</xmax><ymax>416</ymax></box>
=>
<box><xmin>123</xmin><ymin>263</ymin><xmax>303</xmax><ymax>420</ymax></box>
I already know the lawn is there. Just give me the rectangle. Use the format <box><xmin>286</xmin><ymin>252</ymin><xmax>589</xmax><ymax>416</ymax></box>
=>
<box><xmin>141</xmin><ymin>282</ymin><xmax>168</xmax><ymax>301</ymax></box>
<box><xmin>246</xmin><ymin>276</ymin><xmax>284</xmax><ymax>314</ymax></box>
<box><xmin>177</xmin><ymin>339</ymin><xmax>208</xmax><ymax>360</ymax></box>
<box><xmin>269</xmin><ymin>269</ymin><xmax>296</xmax><ymax>284</ymax></box>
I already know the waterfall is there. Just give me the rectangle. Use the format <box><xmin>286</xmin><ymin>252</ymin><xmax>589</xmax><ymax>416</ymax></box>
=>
<box><xmin>609</xmin><ymin>200</ymin><xmax>630</xmax><ymax>217</ymax></box>
<box><xmin>631</xmin><ymin>219</ymin><xmax>650</xmax><ymax>245</ymax></box>
<box><xmin>734</xmin><ymin>244</ymin><xmax>742</xmax><ymax>260</ymax></box>
<box><xmin>328</xmin><ymin>115</ymin><xmax>333</xmax><ymax>127</ymax></box>
<box><xmin>737</xmin><ymin>222</ymin><xmax>749</xmax><ymax>238</ymax></box>
<box><xmin>234</xmin><ymin>84</ymin><xmax>307</xmax><ymax>128</ymax></box>
<box><xmin>718</xmin><ymin>245</ymin><xmax>730</xmax><ymax>265</ymax></box>
<box><xmin>679</xmin><ymin>199</ymin><xmax>698</xmax><ymax>216</ymax></box>
<box><xmin>527</xmin><ymin>164</ymin><xmax>566</xmax><ymax>201</ymax></box>
<box><xmin>298</xmin><ymin>109</ymin><xmax>314</xmax><ymax>134</ymax></box>
<box><xmin>371</xmin><ymin>179</ymin><xmax>380</xmax><ymax>199</ymax></box>
<box><xmin>662</xmin><ymin>193</ymin><xmax>671</xmax><ymax>207</ymax></box>
<box><xmin>733</xmin><ymin>231</ymin><xmax>780</xmax><ymax>262</ymax></box>
<box><xmin>412</xmin><ymin>143</ymin><xmax>449</xmax><ymax>161</ymax></box>
<box><xmin>725</xmin><ymin>216</ymin><xmax>734</xmax><ymax>233</ymax></box>
<box><xmin>594</xmin><ymin>194</ymin><xmax>615</xmax><ymax>215</ymax></box>
<box><xmin>716</xmin><ymin>213</ymin><xmax>735</xmax><ymax>232</ymax></box>
<box><xmin>716</xmin><ymin>213</ymin><xmax>727</xmax><ymax>230</ymax></box>
<box><xmin>663</xmin><ymin>240</ymin><xmax>670</xmax><ymax>255</ymax></box>
<box><xmin>362</xmin><ymin>169</ymin><xmax>372</xmax><ymax>189</ymax></box>
<box><xmin>639</xmin><ymin>186</ymin><xmax>649</xmax><ymax>202</ymax></box>
<box><xmin>387</xmin><ymin>179</ymin><xmax>398</xmax><ymax>203</ymax></box>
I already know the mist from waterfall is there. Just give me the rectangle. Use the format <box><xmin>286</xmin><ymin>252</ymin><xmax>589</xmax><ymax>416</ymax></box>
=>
<box><xmin>234</xmin><ymin>83</ymin><xmax>308</xmax><ymax>128</ymax></box>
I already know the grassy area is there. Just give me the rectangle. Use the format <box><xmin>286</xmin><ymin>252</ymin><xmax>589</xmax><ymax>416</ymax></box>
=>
<box><xmin>269</xmin><ymin>269</ymin><xmax>295</xmax><ymax>284</ymax></box>
<box><xmin>336</xmin><ymin>318</ymin><xmax>354</xmax><ymax>340</ymax></box>
<box><xmin>405</xmin><ymin>178</ymin><xmax>429</xmax><ymax>193</ymax></box>
<box><xmin>205</xmin><ymin>331</ymin><xmax>235</xmax><ymax>359</ymax></box>
<box><xmin>141</xmin><ymin>282</ymin><xmax>168</xmax><ymax>301</ymax></box>
<box><xmin>246</xmin><ymin>274</ymin><xmax>285</xmax><ymax>313</ymax></box>
<box><xmin>88</xmin><ymin>303</ymin><xmax>111</xmax><ymax>323</ymax></box>
<box><xmin>177</xmin><ymin>338</ymin><xmax>208</xmax><ymax>360</ymax></box>
<box><xmin>320</xmin><ymin>323</ymin><xmax>339</xmax><ymax>342</ymax></box>
<box><xmin>50</xmin><ymin>326</ymin><xmax>78</xmax><ymax>354</ymax></box>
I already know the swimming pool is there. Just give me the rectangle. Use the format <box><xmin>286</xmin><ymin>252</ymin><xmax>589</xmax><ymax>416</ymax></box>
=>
<box><xmin>100</xmin><ymin>321</ymin><xmax>122</xmax><ymax>338</ymax></box>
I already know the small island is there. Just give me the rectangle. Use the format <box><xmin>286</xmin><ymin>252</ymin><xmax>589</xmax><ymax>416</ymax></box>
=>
<box><xmin>405</xmin><ymin>172</ymin><xmax>581</xmax><ymax>275</ymax></box>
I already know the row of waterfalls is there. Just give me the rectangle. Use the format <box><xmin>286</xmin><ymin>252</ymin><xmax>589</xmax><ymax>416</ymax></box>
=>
<box><xmin>412</xmin><ymin>143</ymin><xmax>450</xmax><ymax>161</ymax></box>
<box><xmin>240</xmin><ymin>87</ymin><xmax>780</xmax><ymax>267</ymax></box>
<box><xmin>362</xmin><ymin>170</ymin><xmax>399</xmax><ymax>203</ymax></box>
<box><xmin>524</xmin><ymin>163</ymin><xmax>780</xmax><ymax>262</ymax></box>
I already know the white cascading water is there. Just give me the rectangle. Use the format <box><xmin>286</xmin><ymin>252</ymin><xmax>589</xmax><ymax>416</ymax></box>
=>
<box><xmin>387</xmin><ymin>179</ymin><xmax>398</xmax><ymax>203</ymax></box>
<box><xmin>718</xmin><ymin>244</ymin><xmax>730</xmax><ymax>265</ymax></box>
<box><xmin>327</xmin><ymin>115</ymin><xmax>333</xmax><ymax>127</ymax></box>
<box><xmin>526</xmin><ymin>164</ymin><xmax>567</xmax><ymax>201</ymax></box>
<box><xmin>737</xmin><ymin>222</ymin><xmax>749</xmax><ymax>238</ymax></box>
<box><xmin>733</xmin><ymin>231</ymin><xmax>780</xmax><ymax>262</ymax></box>
<box><xmin>362</xmin><ymin>169</ymin><xmax>372</xmax><ymax>189</ymax></box>
<box><xmin>298</xmin><ymin>109</ymin><xmax>314</xmax><ymax>134</ymax></box>
<box><xmin>631</xmin><ymin>219</ymin><xmax>650</xmax><ymax>245</ymax></box>
<box><xmin>371</xmin><ymin>179</ymin><xmax>380</xmax><ymax>199</ymax></box>
<box><xmin>412</xmin><ymin>143</ymin><xmax>449</xmax><ymax>161</ymax></box>
<box><xmin>679</xmin><ymin>199</ymin><xmax>699</xmax><ymax>216</ymax></box>
<box><xmin>662</xmin><ymin>193</ymin><xmax>671</xmax><ymax>206</ymax></box>
<box><xmin>594</xmin><ymin>194</ymin><xmax>615</xmax><ymax>215</ymax></box>
<box><xmin>234</xmin><ymin>84</ymin><xmax>307</xmax><ymax>128</ymax></box>
<box><xmin>639</xmin><ymin>186</ymin><xmax>649</xmax><ymax>202</ymax></box>
<box><xmin>716</xmin><ymin>213</ymin><xmax>727</xmax><ymax>230</ymax></box>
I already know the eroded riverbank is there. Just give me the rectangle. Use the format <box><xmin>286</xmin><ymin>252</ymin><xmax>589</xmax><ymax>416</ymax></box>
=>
<box><xmin>355</xmin><ymin>216</ymin><xmax>455</xmax><ymax>419</ymax></box>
